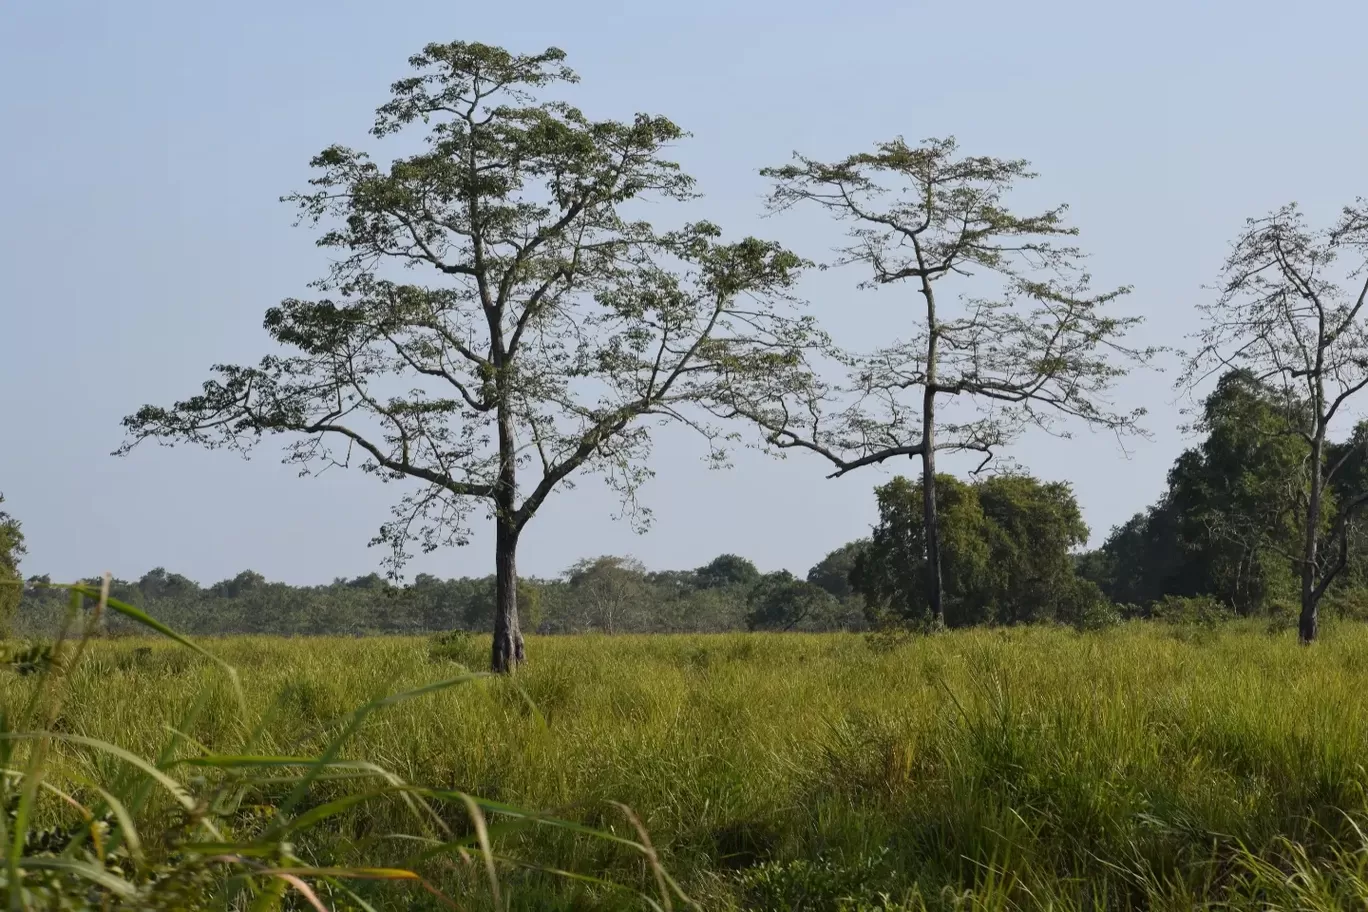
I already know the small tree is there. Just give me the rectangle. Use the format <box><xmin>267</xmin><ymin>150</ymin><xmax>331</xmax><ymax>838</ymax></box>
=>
<box><xmin>118</xmin><ymin>42</ymin><xmax>806</xmax><ymax>671</ymax></box>
<box><xmin>0</xmin><ymin>494</ymin><xmax>25</xmax><ymax>637</ymax></box>
<box><xmin>744</xmin><ymin>571</ymin><xmax>837</xmax><ymax>632</ymax></box>
<box><xmin>1186</xmin><ymin>201</ymin><xmax>1368</xmax><ymax>642</ymax></box>
<box><xmin>723</xmin><ymin>137</ymin><xmax>1151</xmax><ymax>626</ymax></box>
<box><xmin>563</xmin><ymin>556</ymin><xmax>650</xmax><ymax>634</ymax></box>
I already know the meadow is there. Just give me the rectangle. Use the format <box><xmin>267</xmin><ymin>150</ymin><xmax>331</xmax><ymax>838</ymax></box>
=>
<box><xmin>7</xmin><ymin>621</ymin><xmax>1368</xmax><ymax>910</ymax></box>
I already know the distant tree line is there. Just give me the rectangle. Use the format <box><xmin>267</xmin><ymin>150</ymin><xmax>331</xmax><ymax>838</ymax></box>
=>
<box><xmin>12</xmin><ymin>365</ymin><xmax>1368</xmax><ymax>639</ymax></box>
<box><xmin>13</xmin><ymin>553</ymin><xmax>862</xmax><ymax>638</ymax></box>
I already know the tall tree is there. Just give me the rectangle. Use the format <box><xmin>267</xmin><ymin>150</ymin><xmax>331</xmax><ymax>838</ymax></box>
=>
<box><xmin>724</xmin><ymin>137</ymin><xmax>1150</xmax><ymax>626</ymax></box>
<box><xmin>0</xmin><ymin>494</ymin><xmax>24</xmax><ymax>637</ymax></box>
<box><xmin>118</xmin><ymin>42</ymin><xmax>806</xmax><ymax>671</ymax></box>
<box><xmin>1186</xmin><ymin>201</ymin><xmax>1368</xmax><ymax>642</ymax></box>
<box><xmin>562</xmin><ymin>556</ymin><xmax>650</xmax><ymax>634</ymax></box>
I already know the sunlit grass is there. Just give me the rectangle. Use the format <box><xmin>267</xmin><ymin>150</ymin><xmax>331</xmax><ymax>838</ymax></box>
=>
<box><xmin>8</xmin><ymin>620</ymin><xmax>1368</xmax><ymax>908</ymax></box>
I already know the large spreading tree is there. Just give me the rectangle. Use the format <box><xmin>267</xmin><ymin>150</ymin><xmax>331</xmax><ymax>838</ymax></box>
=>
<box><xmin>722</xmin><ymin>137</ymin><xmax>1152</xmax><ymax>626</ymax></box>
<box><xmin>119</xmin><ymin>42</ymin><xmax>808</xmax><ymax>671</ymax></box>
<box><xmin>1186</xmin><ymin>200</ymin><xmax>1368</xmax><ymax>642</ymax></box>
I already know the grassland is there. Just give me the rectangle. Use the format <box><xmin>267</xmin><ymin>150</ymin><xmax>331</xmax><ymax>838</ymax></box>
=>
<box><xmin>7</xmin><ymin>622</ymin><xmax>1368</xmax><ymax>909</ymax></box>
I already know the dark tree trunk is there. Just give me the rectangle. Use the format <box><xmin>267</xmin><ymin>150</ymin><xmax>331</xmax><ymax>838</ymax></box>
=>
<box><xmin>491</xmin><ymin>518</ymin><xmax>524</xmax><ymax>673</ymax></box>
<box><xmin>920</xmin><ymin>271</ymin><xmax>944</xmax><ymax>629</ymax></box>
<box><xmin>1299</xmin><ymin>435</ymin><xmax>1324</xmax><ymax>644</ymax></box>
<box><xmin>921</xmin><ymin>409</ymin><xmax>944</xmax><ymax>629</ymax></box>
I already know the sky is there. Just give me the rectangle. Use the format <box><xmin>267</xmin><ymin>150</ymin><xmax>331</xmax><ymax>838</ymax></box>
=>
<box><xmin>2</xmin><ymin>0</ymin><xmax>1366</xmax><ymax>586</ymax></box>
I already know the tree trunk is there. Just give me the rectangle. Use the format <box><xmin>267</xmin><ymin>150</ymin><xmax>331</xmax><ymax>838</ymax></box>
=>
<box><xmin>1299</xmin><ymin>436</ymin><xmax>1324</xmax><ymax>644</ymax></box>
<box><xmin>921</xmin><ymin>389</ymin><xmax>944</xmax><ymax>628</ymax></box>
<box><xmin>491</xmin><ymin>518</ymin><xmax>525</xmax><ymax>673</ymax></box>
<box><xmin>920</xmin><ymin>266</ymin><xmax>945</xmax><ymax>629</ymax></box>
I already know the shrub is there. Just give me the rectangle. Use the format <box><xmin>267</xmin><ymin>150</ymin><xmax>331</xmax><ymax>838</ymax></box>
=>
<box><xmin>1052</xmin><ymin>577</ymin><xmax>1118</xmax><ymax>630</ymax></box>
<box><xmin>1321</xmin><ymin>587</ymin><xmax>1368</xmax><ymax>621</ymax></box>
<box><xmin>1151</xmin><ymin>594</ymin><xmax>1233</xmax><ymax>626</ymax></box>
<box><xmin>734</xmin><ymin>849</ymin><xmax>893</xmax><ymax>912</ymax></box>
<box><xmin>427</xmin><ymin>628</ymin><xmax>484</xmax><ymax>667</ymax></box>
<box><xmin>1070</xmin><ymin>598</ymin><xmax>1122</xmax><ymax>632</ymax></box>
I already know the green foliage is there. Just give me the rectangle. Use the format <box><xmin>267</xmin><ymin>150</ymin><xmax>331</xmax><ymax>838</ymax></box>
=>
<box><xmin>854</xmin><ymin>473</ymin><xmax>1094</xmax><ymax>628</ymax></box>
<box><xmin>0</xmin><ymin>584</ymin><xmax>693</xmax><ymax>910</ymax></box>
<box><xmin>734</xmin><ymin>849</ymin><xmax>892</xmax><ymax>911</ymax></box>
<box><xmin>806</xmin><ymin>541</ymin><xmax>868</xmax><ymax>600</ymax></box>
<box><xmin>15</xmin><ymin>552</ymin><xmax>869</xmax><ymax>639</ymax></box>
<box><xmin>695</xmin><ymin>554</ymin><xmax>761</xmax><ymax>590</ymax></box>
<box><xmin>744</xmin><ymin>572</ymin><xmax>841</xmax><ymax>632</ymax></box>
<box><xmin>1057</xmin><ymin>578</ymin><xmax>1119</xmax><ymax>631</ymax></box>
<box><xmin>1091</xmin><ymin>370</ymin><xmax>1368</xmax><ymax>617</ymax></box>
<box><xmin>0</xmin><ymin>494</ymin><xmax>24</xmax><ymax>637</ymax></box>
<box><xmin>852</xmin><ymin>475</ymin><xmax>987</xmax><ymax>628</ymax></box>
<box><xmin>1150</xmin><ymin>594</ymin><xmax>1234</xmax><ymax>626</ymax></box>
<box><xmin>12</xmin><ymin>625</ymin><xmax>1368</xmax><ymax>908</ymax></box>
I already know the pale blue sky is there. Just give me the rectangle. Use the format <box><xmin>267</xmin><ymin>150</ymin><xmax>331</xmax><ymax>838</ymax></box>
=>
<box><xmin>3</xmin><ymin>0</ymin><xmax>1365</xmax><ymax>585</ymax></box>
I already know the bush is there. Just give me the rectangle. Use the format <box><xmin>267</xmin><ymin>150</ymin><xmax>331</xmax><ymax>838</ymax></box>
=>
<box><xmin>1264</xmin><ymin>599</ymin><xmax>1298</xmax><ymax>634</ymax></box>
<box><xmin>1070</xmin><ymin>598</ymin><xmax>1122</xmax><ymax>632</ymax></box>
<box><xmin>427</xmin><ymin>628</ymin><xmax>484</xmax><ymax>667</ymax></box>
<box><xmin>1151</xmin><ymin>594</ymin><xmax>1233</xmax><ymax>627</ymax></box>
<box><xmin>734</xmin><ymin>849</ymin><xmax>893</xmax><ymax>912</ymax></box>
<box><xmin>1052</xmin><ymin>577</ymin><xmax>1119</xmax><ymax>630</ymax></box>
<box><xmin>1321</xmin><ymin>588</ymin><xmax>1368</xmax><ymax>622</ymax></box>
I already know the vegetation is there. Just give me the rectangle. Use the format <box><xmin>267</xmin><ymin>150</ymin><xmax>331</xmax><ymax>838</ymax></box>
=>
<box><xmin>0</xmin><ymin>582</ymin><xmax>693</xmax><ymax>910</ymax></box>
<box><xmin>9</xmin><ymin>624</ymin><xmax>1368</xmax><ymax>909</ymax></box>
<box><xmin>118</xmin><ymin>42</ymin><xmax>810</xmax><ymax>672</ymax></box>
<box><xmin>10</xmin><ymin>27</ymin><xmax>1368</xmax><ymax>912</ymax></box>
<box><xmin>854</xmin><ymin>474</ymin><xmax>1100</xmax><ymax>630</ymax></box>
<box><xmin>1184</xmin><ymin>201</ymin><xmax>1368</xmax><ymax>642</ymax></box>
<box><xmin>15</xmin><ymin>551</ymin><xmax>862</xmax><ymax>639</ymax></box>
<box><xmin>0</xmin><ymin>495</ymin><xmax>23</xmax><ymax>638</ymax></box>
<box><xmin>1084</xmin><ymin>370</ymin><xmax>1368</xmax><ymax>627</ymax></box>
<box><xmin>723</xmin><ymin>137</ymin><xmax>1153</xmax><ymax>627</ymax></box>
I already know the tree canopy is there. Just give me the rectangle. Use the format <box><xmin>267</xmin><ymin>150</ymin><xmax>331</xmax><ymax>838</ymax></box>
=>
<box><xmin>852</xmin><ymin>473</ymin><xmax>1096</xmax><ymax>628</ymax></box>
<box><xmin>118</xmin><ymin>41</ymin><xmax>809</xmax><ymax>670</ymax></box>
<box><xmin>1184</xmin><ymin>201</ymin><xmax>1368</xmax><ymax>639</ymax></box>
<box><xmin>722</xmin><ymin>136</ymin><xmax>1152</xmax><ymax>625</ymax></box>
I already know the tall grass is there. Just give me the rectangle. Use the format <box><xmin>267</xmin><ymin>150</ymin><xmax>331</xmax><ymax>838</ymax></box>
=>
<box><xmin>6</xmin><ymin>614</ymin><xmax>1368</xmax><ymax>908</ymax></box>
<box><xmin>0</xmin><ymin>583</ymin><xmax>690</xmax><ymax>910</ymax></box>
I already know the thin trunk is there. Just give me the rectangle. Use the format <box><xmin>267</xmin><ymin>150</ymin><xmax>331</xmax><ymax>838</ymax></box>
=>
<box><xmin>491</xmin><ymin>518</ymin><xmax>524</xmax><ymax>672</ymax></box>
<box><xmin>920</xmin><ymin>267</ymin><xmax>944</xmax><ymax>629</ymax></box>
<box><xmin>921</xmin><ymin>394</ymin><xmax>943</xmax><ymax>628</ymax></box>
<box><xmin>1299</xmin><ymin>434</ymin><xmax>1324</xmax><ymax>644</ymax></box>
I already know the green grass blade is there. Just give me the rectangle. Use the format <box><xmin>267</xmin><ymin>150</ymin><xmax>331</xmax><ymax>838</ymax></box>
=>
<box><xmin>18</xmin><ymin>857</ymin><xmax>138</xmax><ymax>899</ymax></box>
